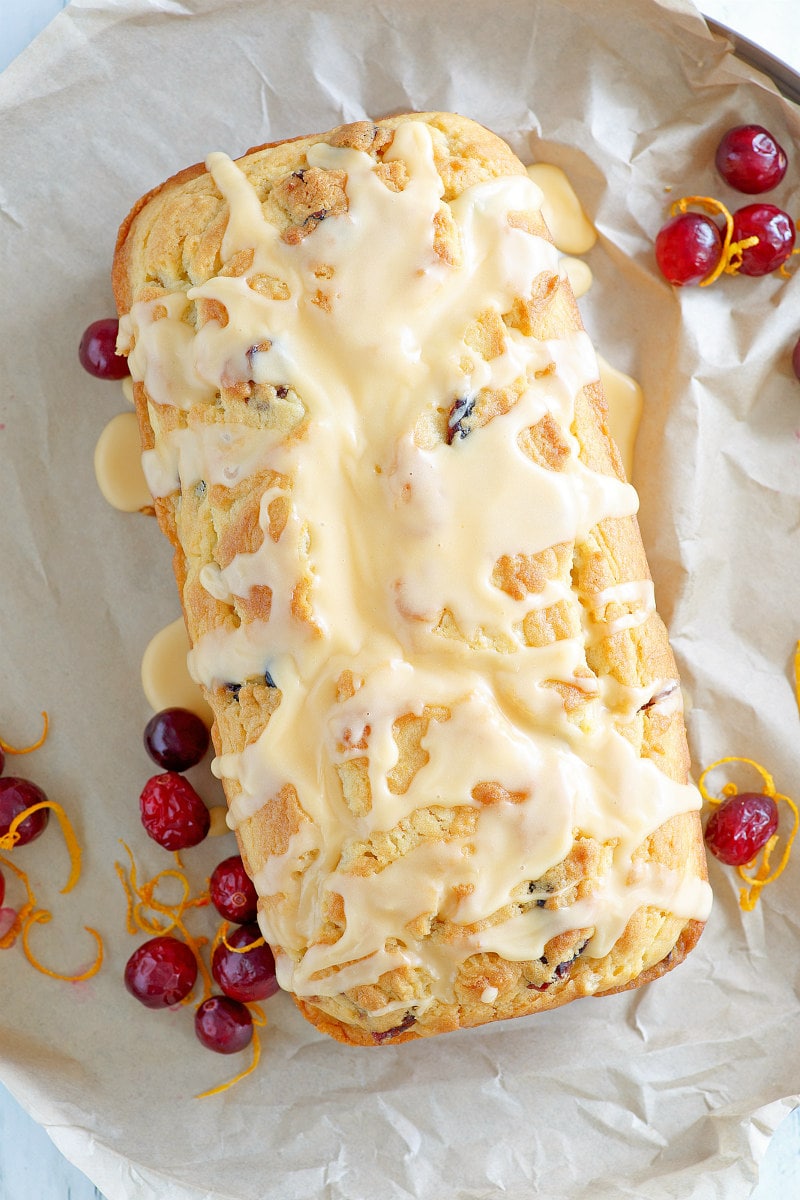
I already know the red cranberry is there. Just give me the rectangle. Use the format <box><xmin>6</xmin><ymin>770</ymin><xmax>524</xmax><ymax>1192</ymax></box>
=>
<box><xmin>655</xmin><ymin>212</ymin><xmax>723</xmax><ymax>286</ymax></box>
<box><xmin>732</xmin><ymin>204</ymin><xmax>796</xmax><ymax>276</ymax></box>
<box><xmin>211</xmin><ymin>922</ymin><xmax>279</xmax><ymax>1003</ymax></box>
<box><xmin>139</xmin><ymin>772</ymin><xmax>210</xmax><ymax>851</ymax></box>
<box><xmin>194</xmin><ymin>995</ymin><xmax>254</xmax><ymax>1053</ymax></box>
<box><xmin>143</xmin><ymin>707</ymin><xmax>210</xmax><ymax>772</ymax></box>
<box><xmin>79</xmin><ymin>318</ymin><xmax>130</xmax><ymax>380</ymax></box>
<box><xmin>0</xmin><ymin>907</ymin><xmax>16</xmax><ymax>941</ymax></box>
<box><xmin>0</xmin><ymin>778</ymin><xmax>49</xmax><ymax>847</ymax></box>
<box><xmin>715</xmin><ymin>125</ymin><xmax>788</xmax><ymax>194</ymax></box>
<box><xmin>0</xmin><ymin>866</ymin><xmax>5</xmax><ymax>908</ymax></box>
<box><xmin>371</xmin><ymin>1013</ymin><xmax>417</xmax><ymax>1043</ymax></box>
<box><xmin>792</xmin><ymin>335</ymin><xmax>800</xmax><ymax>382</ymax></box>
<box><xmin>124</xmin><ymin>935</ymin><xmax>198</xmax><ymax>1008</ymax></box>
<box><xmin>704</xmin><ymin>792</ymin><xmax>779</xmax><ymax>866</ymax></box>
<box><xmin>210</xmin><ymin>855</ymin><xmax>259</xmax><ymax>924</ymax></box>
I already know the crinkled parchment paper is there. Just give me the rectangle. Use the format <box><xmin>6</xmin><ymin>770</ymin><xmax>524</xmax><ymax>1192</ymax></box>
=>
<box><xmin>1</xmin><ymin>1</ymin><xmax>799</xmax><ymax>1197</ymax></box>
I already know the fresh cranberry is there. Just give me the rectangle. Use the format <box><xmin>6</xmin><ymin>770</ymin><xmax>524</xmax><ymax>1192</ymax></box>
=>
<box><xmin>139</xmin><ymin>772</ymin><xmax>210</xmax><ymax>851</ymax></box>
<box><xmin>0</xmin><ymin>907</ymin><xmax>17</xmax><ymax>941</ymax></box>
<box><xmin>704</xmin><ymin>792</ymin><xmax>779</xmax><ymax>866</ymax></box>
<box><xmin>655</xmin><ymin>212</ymin><xmax>723</xmax><ymax>285</ymax></box>
<box><xmin>210</xmin><ymin>856</ymin><xmax>259</xmax><ymax>924</ymax></box>
<box><xmin>79</xmin><ymin>318</ymin><xmax>130</xmax><ymax>380</ymax></box>
<box><xmin>211</xmin><ymin>922</ymin><xmax>279</xmax><ymax>1003</ymax></box>
<box><xmin>0</xmin><ymin>778</ymin><xmax>49</xmax><ymax>847</ymax></box>
<box><xmin>715</xmin><ymin>125</ymin><xmax>788</xmax><ymax>194</ymax></box>
<box><xmin>143</xmin><ymin>707</ymin><xmax>210</xmax><ymax>772</ymax></box>
<box><xmin>732</xmin><ymin>203</ymin><xmax>796</xmax><ymax>276</ymax></box>
<box><xmin>792</xmin><ymin>335</ymin><xmax>800</xmax><ymax>382</ymax></box>
<box><xmin>0</xmin><ymin>866</ymin><xmax>5</xmax><ymax>908</ymax></box>
<box><xmin>371</xmin><ymin>1013</ymin><xmax>417</xmax><ymax>1042</ymax></box>
<box><xmin>124</xmin><ymin>935</ymin><xmax>198</xmax><ymax>1008</ymax></box>
<box><xmin>194</xmin><ymin>995</ymin><xmax>254</xmax><ymax>1053</ymax></box>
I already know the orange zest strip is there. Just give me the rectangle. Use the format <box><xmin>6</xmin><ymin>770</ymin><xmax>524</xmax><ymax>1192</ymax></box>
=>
<box><xmin>778</xmin><ymin>245</ymin><xmax>800</xmax><ymax>279</ymax></box>
<box><xmin>21</xmin><ymin>910</ymin><xmax>104</xmax><ymax>982</ymax></box>
<box><xmin>0</xmin><ymin>854</ymin><xmax>35</xmax><ymax>949</ymax></box>
<box><xmin>669</xmin><ymin>196</ymin><xmax>760</xmax><ymax>286</ymax></box>
<box><xmin>195</xmin><ymin>1023</ymin><xmax>262</xmax><ymax>1100</ymax></box>
<box><xmin>0</xmin><ymin>852</ymin><xmax>104</xmax><ymax>979</ymax></box>
<box><xmin>222</xmin><ymin>926</ymin><xmax>266</xmax><ymax>954</ymax></box>
<box><xmin>249</xmin><ymin>1002</ymin><xmax>267</xmax><ymax>1027</ymax></box>
<box><xmin>794</xmin><ymin>640</ymin><xmax>800</xmax><ymax>712</ymax></box>
<box><xmin>133</xmin><ymin>901</ymin><xmax>170</xmax><ymax>936</ymax></box>
<box><xmin>0</xmin><ymin>711</ymin><xmax>49</xmax><ymax>755</ymax></box>
<box><xmin>116</xmin><ymin>842</ymin><xmax>172</xmax><ymax>934</ymax></box>
<box><xmin>0</xmin><ymin>801</ymin><xmax>82</xmax><ymax>895</ymax></box>
<box><xmin>115</xmin><ymin>841</ymin><xmax>213</xmax><ymax>1001</ymax></box>
<box><xmin>698</xmin><ymin>755</ymin><xmax>798</xmax><ymax>910</ymax></box>
<box><xmin>211</xmin><ymin>920</ymin><xmax>229</xmax><ymax>961</ymax></box>
<box><xmin>114</xmin><ymin>860</ymin><xmax>138</xmax><ymax>936</ymax></box>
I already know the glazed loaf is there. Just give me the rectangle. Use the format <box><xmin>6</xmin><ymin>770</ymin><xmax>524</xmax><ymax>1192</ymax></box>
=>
<box><xmin>113</xmin><ymin>113</ymin><xmax>710</xmax><ymax>1045</ymax></box>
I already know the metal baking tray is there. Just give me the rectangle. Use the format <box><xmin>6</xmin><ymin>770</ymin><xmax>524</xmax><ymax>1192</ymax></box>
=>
<box><xmin>706</xmin><ymin>16</ymin><xmax>800</xmax><ymax>106</ymax></box>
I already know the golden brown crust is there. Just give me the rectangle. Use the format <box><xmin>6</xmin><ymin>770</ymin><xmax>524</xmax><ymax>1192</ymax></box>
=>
<box><xmin>114</xmin><ymin>112</ymin><xmax>707</xmax><ymax>1046</ymax></box>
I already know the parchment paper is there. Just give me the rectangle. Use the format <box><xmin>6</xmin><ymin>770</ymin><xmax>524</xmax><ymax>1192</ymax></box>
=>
<box><xmin>1</xmin><ymin>1</ymin><xmax>799</xmax><ymax>1197</ymax></box>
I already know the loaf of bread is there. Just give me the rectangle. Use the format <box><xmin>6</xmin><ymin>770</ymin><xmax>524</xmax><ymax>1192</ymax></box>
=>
<box><xmin>113</xmin><ymin>113</ymin><xmax>710</xmax><ymax>1044</ymax></box>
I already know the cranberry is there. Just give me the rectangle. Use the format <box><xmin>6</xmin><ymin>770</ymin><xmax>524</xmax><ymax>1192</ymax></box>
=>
<box><xmin>0</xmin><ymin>907</ymin><xmax>16</xmax><ymax>941</ymax></box>
<box><xmin>655</xmin><ymin>212</ymin><xmax>723</xmax><ymax>286</ymax></box>
<box><xmin>124</xmin><ymin>935</ymin><xmax>198</xmax><ymax>1008</ymax></box>
<box><xmin>194</xmin><ymin>995</ymin><xmax>254</xmax><ymax>1053</ymax></box>
<box><xmin>211</xmin><ymin>922</ymin><xmax>279</xmax><ymax>1003</ymax></box>
<box><xmin>0</xmin><ymin>747</ymin><xmax>5</xmax><ymax>775</ymax></box>
<box><xmin>139</xmin><ymin>772</ymin><xmax>210</xmax><ymax>851</ymax></box>
<box><xmin>0</xmin><ymin>778</ymin><xmax>49</xmax><ymax>847</ymax></box>
<box><xmin>371</xmin><ymin>1013</ymin><xmax>417</xmax><ymax>1043</ymax></box>
<box><xmin>715</xmin><ymin>125</ymin><xmax>788</xmax><ymax>194</ymax></box>
<box><xmin>210</xmin><ymin>855</ymin><xmax>258</xmax><ymax>924</ymax></box>
<box><xmin>792</xmin><ymin>335</ymin><xmax>800</xmax><ymax>382</ymax></box>
<box><xmin>143</xmin><ymin>707</ymin><xmax>210</xmax><ymax>772</ymax></box>
<box><xmin>705</xmin><ymin>792</ymin><xmax>779</xmax><ymax>866</ymax></box>
<box><xmin>0</xmin><ymin>866</ymin><xmax>5</xmax><ymax>908</ymax></box>
<box><xmin>79</xmin><ymin>318</ymin><xmax>130</xmax><ymax>380</ymax></box>
<box><xmin>732</xmin><ymin>203</ymin><xmax>796</xmax><ymax>276</ymax></box>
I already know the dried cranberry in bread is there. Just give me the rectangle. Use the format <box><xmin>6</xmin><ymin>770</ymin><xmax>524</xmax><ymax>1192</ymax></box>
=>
<box><xmin>113</xmin><ymin>113</ymin><xmax>710</xmax><ymax>1045</ymax></box>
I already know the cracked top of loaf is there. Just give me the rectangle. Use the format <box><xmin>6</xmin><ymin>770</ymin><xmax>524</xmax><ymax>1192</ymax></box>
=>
<box><xmin>113</xmin><ymin>112</ymin><xmax>710</xmax><ymax>1045</ymax></box>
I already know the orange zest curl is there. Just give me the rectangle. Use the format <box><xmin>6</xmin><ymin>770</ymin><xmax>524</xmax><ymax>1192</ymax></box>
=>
<box><xmin>669</xmin><ymin>196</ymin><xmax>759</xmax><ymax>286</ymax></box>
<box><xmin>778</xmin><ymin>226</ymin><xmax>800</xmax><ymax>279</ymax></box>
<box><xmin>0</xmin><ymin>801</ymin><xmax>82</xmax><ymax>893</ymax></box>
<box><xmin>22</xmin><ymin>911</ymin><xmax>103</xmax><ymax>981</ymax></box>
<box><xmin>0</xmin><ymin>855</ymin><xmax>35</xmax><ymax>949</ymax></box>
<box><xmin>114</xmin><ymin>858</ymin><xmax>138</xmax><ymax>936</ymax></box>
<box><xmin>220</xmin><ymin>921</ymin><xmax>266</xmax><ymax>953</ymax></box>
<box><xmin>698</xmin><ymin>756</ymin><xmax>798</xmax><ymax>911</ymax></box>
<box><xmin>0</xmin><ymin>711</ymin><xmax>49</xmax><ymax>756</ymax></box>
<box><xmin>0</xmin><ymin>854</ymin><xmax>103</xmax><ymax>981</ymax></box>
<box><xmin>210</xmin><ymin>917</ymin><xmax>229</xmax><ymax>961</ymax></box>
<box><xmin>115</xmin><ymin>841</ymin><xmax>213</xmax><ymax>1001</ymax></box>
<box><xmin>194</xmin><ymin>1016</ymin><xmax>264</xmax><ymax>1100</ymax></box>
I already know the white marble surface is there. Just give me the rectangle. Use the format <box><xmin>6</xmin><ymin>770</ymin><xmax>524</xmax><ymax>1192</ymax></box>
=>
<box><xmin>1</xmin><ymin>1</ymin><xmax>799</xmax><ymax>1197</ymax></box>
